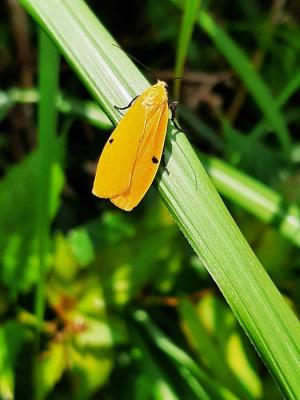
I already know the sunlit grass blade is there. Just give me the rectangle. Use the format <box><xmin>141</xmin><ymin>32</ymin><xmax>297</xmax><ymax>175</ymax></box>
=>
<box><xmin>20</xmin><ymin>0</ymin><xmax>147</xmax><ymax>125</ymax></box>
<box><xmin>158</xmin><ymin>129</ymin><xmax>300</xmax><ymax>397</ymax></box>
<box><xmin>201</xmin><ymin>153</ymin><xmax>300</xmax><ymax>247</ymax></box>
<box><xmin>20</xmin><ymin>0</ymin><xmax>300</xmax><ymax>397</ymax></box>
<box><xmin>173</xmin><ymin>0</ymin><xmax>201</xmax><ymax>99</ymax></box>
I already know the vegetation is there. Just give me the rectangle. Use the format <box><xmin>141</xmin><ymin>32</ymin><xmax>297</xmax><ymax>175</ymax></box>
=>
<box><xmin>0</xmin><ymin>0</ymin><xmax>300</xmax><ymax>399</ymax></box>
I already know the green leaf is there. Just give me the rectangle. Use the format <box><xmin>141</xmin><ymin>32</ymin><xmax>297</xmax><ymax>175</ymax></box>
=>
<box><xmin>179</xmin><ymin>297</ymin><xmax>262</xmax><ymax>399</ymax></box>
<box><xmin>0</xmin><ymin>321</ymin><xmax>28</xmax><ymax>399</ymax></box>
<box><xmin>68</xmin><ymin>346</ymin><xmax>113</xmax><ymax>398</ymax></box>
<box><xmin>37</xmin><ymin>342</ymin><xmax>66</xmax><ymax>400</ymax></box>
<box><xmin>67</xmin><ymin>228</ymin><xmax>95</xmax><ymax>267</ymax></box>
<box><xmin>0</xmin><ymin>151</ymin><xmax>64</xmax><ymax>292</ymax></box>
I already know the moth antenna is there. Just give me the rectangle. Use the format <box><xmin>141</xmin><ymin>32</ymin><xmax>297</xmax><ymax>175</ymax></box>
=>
<box><xmin>169</xmin><ymin>70</ymin><xmax>188</xmax><ymax>81</ymax></box>
<box><xmin>112</xmin><ymin>43</ymin><xmax>158</xmax><ymax>81</ymax></box>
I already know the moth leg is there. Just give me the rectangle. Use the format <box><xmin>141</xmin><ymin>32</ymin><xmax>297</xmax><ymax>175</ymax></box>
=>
<box><xmin>161</xmin><ymin>154</ymin><xmax>170</xmax><ymax>175</ymax></box>
<box><xmin>169</xmin><ymin>101</ymin><xmax>181</xmax><ymax>130</ymax></box>
<box><xmin>114</xmin><ymin>95</ymin><xmax>140</xmax><ymax>112</ymax></box>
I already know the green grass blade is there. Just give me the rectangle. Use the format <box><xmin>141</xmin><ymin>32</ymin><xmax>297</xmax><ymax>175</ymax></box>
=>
<box><xmin>179</xmin><ymin>298</ymin><xmax>255</xmax><ymax>399</ymax></box>
<box><xmin>35</xmin><ymin>29</ymin><xmax>59</xmax><ymax>331</ymax></box>
<box><xmin>201</xmin><ymin>153</ymin><xmax>300</xmax><ymax>247</ymax></box>
<box><xmin>130</xmin><ymin>328</ymin><xmax>181</xmax><ymax>400</ymax></box>
<box><xmin>250</xmin><ymin>71</ymin><xmax>300</xmax><ymax>141</ymax></box>
<box><xmin>194</xmin><ymin>9</ymin><xmax>291</xmax><ymax>153</ymax></box>
<box><xmin>20</xmin><ymin>1</ymin><xmax>300</xmax><ymax>397</ymax></box>
<box><xmin>173</xmin><ymin>0</ymin><xmax>201</xmax><ymax>99</ymax></box>
<box><xmin>158</xmin><ymin>131</ymin><xmax>300</xmax><ymax>398</ymax></box>
<box><xmin>20</xmin><ymin>0</ymin><xmax>147</xmax><ymax>124</ymax></box>
<box><xmin>1</xmin><ymin>87</ymin><xmax>111</xmax><ymax>130</ymax></box>
<box><xmin>34</xmin><ymin>29</ymin><xmax>60</xmax><ymax>400</ymax></box>
<box><xmin>133</xmin><ymin>310</ymin><xmax>239</xmax><ymax>400</ymax></box>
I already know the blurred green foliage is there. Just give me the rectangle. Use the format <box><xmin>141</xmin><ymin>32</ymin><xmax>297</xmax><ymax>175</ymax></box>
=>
<box><xmin>0</xmin><ymin>0</ymin><xmax>300</xmax><ymax>399</ymax></box>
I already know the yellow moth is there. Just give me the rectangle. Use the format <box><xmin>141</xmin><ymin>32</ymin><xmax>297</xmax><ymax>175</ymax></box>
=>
<box><xmin>92</xmin><ymin>80</ymin><xmax>170</xmax><ymax>211</ymax></box>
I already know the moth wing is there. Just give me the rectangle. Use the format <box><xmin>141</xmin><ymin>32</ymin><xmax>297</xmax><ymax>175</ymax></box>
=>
<box><xmin>111</xmin><ymin>101</ymin><xmax>169</xmax><ymax>211</ymax></box>
<box><xmin>92</xmin><ymin>97</ymin><xmax>147</xmax><ymax>198</ymax></box>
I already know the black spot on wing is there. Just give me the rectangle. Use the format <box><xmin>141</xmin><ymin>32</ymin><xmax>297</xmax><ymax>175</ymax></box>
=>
<box><xmin>109</xmin><ymin>138</ymin><xmax>114</xmax><ymax>144</ymax></box>
<box><xmin>152</xmin><ymin>156</ymin><xmax>159</xmax><ymax>164</ymax></box>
